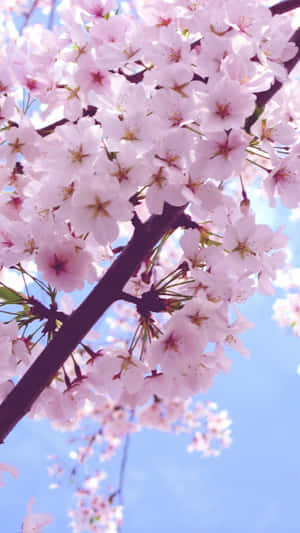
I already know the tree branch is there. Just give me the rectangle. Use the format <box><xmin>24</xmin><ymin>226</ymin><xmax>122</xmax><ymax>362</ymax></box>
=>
<box><xmin>47</xmin><ymin>0</ymin><xmax>57</xmax><ymax>30</ymax></box>
<box><xmin>245</xmin><ymin>26</ymin><xmax>300</xmax><ymax>132</ymax></box>
<box><xmin>36</xmin><ymin>106</ymin><xmax>98</xmax><ymax>137</ymax></box>
<box><xmin>19</xmin><ymin>0</ymin><xmax>39</xmax><ymax>34</ymax></box>
<box><xmin>0</xmin><ymin>203</ymin><xmax>187</xmax><ymax>443</ymax></box>
<box><xmin>270</xmin><ymin>0</ymin><xmax>300</xmax><ymax>16</ymax></box>
<box><xmin>256</xmin><ymin>27</ymin><xmax>300</xmax><ymax>109</ymax></box>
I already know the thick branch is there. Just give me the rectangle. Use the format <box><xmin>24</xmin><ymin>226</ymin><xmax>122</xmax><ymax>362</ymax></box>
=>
<box><xmin>270</xmin><ymin>0</ymin><xmax>300</xmax><ymax>16</ymax></box>
<box><xmin>245</xmin><ymin>26</ymin><xmax>300</xmax><ymax>132</ymax></box>
<box><xmin>0</xmin><ymin>203</ymin><xmax>186</xmax><ymax>443</ymax></box>
<box><xmin>256</xmin><ymin>27</ymin><xmax>300</xmax><ymax>109</ymax></box>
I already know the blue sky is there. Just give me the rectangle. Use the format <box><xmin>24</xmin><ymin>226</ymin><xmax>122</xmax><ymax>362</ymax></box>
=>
<box><xmin>1</xmin><ymin>261</ymin><xmax>300</xmax><ymax>533</ymax></box>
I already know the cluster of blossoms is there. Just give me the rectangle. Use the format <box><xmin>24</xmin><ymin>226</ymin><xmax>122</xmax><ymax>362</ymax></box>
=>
<box><xmin>0</xmin><ymin>0</ymin><xmax>299</xmax><ymax>531</ymax></box>
<box><xmin>43</xmin><ymin>398</ymin><xmax>231</xmax><ymax>531</ymax></box>
<box><xmin>272</xmin><ymin>264</ymin><xmax>300</xmax><ymax>376</ymax></box>
<box><xmin>273</xmin><ymin>267</ymin><xmax>300</xmax><ymax>335</ymax></box>
<box><xmin>69</xmin><ymin>484</ymin><xmax>123</xmax><ymax>533</ymax></box>
<box><xmin>0</xmin><ymin>462</ymin><xmax>53</xmax><ymax>533</ymax></box>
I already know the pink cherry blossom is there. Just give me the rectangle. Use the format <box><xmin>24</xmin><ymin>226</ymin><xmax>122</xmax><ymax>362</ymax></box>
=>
<box><xmin>36</xmin><ymin>239</ymin><xmax>96</xmax><ymax>292</ymax></box>
<box><xmin>21</xmin><ymin>498</ymin><xmax>53</xmax><ymax>533</ymax></box>
<box><xmin>75</xmin><ymin>54</ymin><xmax>111</xmax><ymax>96</ymax></box>
<box><xmin>0</xmin><ymin>462</ymin><xmax>18</xmax><ymax>486</ymax></box>
<box><xmin>78</xmin><ymin>0</ymin><xmax>117</xmax><ymax>19</ymax></box>
<box><xmin>264</xmin><ymin>152</ymin><xmax>300</xmax><ymax>208</ymax></box>
<box><xmin>71</xmin><ymin>176</ymin><xmax>132</xmax><ymax>245</ymax></box>
<box><xmin>197</xmin><ymin>129</ymin><xmax>250</xmax><ymax>180</ymax></box>
<box><xmin>197</xmin><ymin>77</ymin><xmax>255</xmax><ymax>133</ymax></box>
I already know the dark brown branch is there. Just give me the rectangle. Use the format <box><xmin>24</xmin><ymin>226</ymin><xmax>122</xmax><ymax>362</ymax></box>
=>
<box><xmin>245</xmin><ymin>26</ymin><xmax>300</xmax><ymax>132</ymax></box>
<box><xmin>257</xmin><ymin>27</ymin><xmax>300</xmax><ymax>109</ymax></box>
<box><xmin>36</xmin><ymin>118</ymin><xmax>69</xmax><ymax>137</ymax></box>
<box><xmin>120</xmin><ymin>292</ymin><xmax>140</xmax><ymax>305</ymax></box>
<box><xmin>8</xmin><ymin>106</ymin><xmax>98</xmax><ymax>138</ymax></box>
<box><xmin>0</xmin><ymin>203</ymin><xmax>187</xmax><ymax>443</ymax></box>
<box><xmin>118</xmin><ymin>68</ymin><xmax>147</xmax><ymax>84</ymax></box>
<box><xmin>121</xmin><ymin>289</ymin><xmax>169</xmax><ymax>314</ymax></box>
<box><xmin>36</xmin><ymin>105</ymin><xmax>98</xmax><ymax>137</ymax></box>
<box><xmin>28</xmin><ymin>297</ymin><xmax>68</xmax><ymax>325</ymax></box>
<box><xmin>270</xmin><ymin>0</ymin><xmax>300</xmax><ymax>16</ymax></box>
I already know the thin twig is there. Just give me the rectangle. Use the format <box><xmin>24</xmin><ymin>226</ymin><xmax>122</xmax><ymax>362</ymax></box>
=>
<box><xmin>120</xmin><ymin>292</ymin><xmax>140</xmax><ymax>305</ymax></box>
<box><xmin>47</xmin><ymin>0</ymin><xmax>57</xmax><ymax>30</ymax></box>
<box><xmin>19</xmin><ymin>0</ymin><xmax>39</xmax><ymax>34</ymax></box>
<box><xmin>36</xmin><ymin>106</ymin><xmax>98</xmax><ymax>137</ymax></box>
<box><xmin>117</xmin><ymin>418</ymin><xmax>133</xmax><ymax>506</ymax></box>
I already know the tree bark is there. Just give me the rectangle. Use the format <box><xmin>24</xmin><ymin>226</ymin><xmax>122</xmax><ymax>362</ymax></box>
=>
<box><xmin>0</xmin><ymin>204</ymin><xmax>186</xmax><ymax>443</ymax></box>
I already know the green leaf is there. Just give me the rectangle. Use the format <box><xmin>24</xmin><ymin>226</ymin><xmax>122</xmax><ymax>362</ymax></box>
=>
<box><xmin>0</xmin><ymin>286</ymin><xmax>25</xmax><ymax>304</ymax></box>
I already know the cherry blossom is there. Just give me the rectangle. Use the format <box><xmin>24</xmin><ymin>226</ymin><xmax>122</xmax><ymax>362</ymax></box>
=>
<box><xmin>264</xmin><ymin>151</ymin><xmax>300</xmax><ymax>208</ymax></box>
<box><xmin>0</xmin><ymin>0</ymin><xmax>298</xmax><ymax>530</ymax></box>
<box><xmin>21</xmin><ymin>498</ymin><xmax>53</xmax><ymax>533</ymax></box>
<box><xmin>0</xmin><ymin>462</ymin><xmax>18</xmax><ymax>486</ymax></box>
<box><xmin>36</xmin><ymin>239</ymin><xmax>96</xmax><ymax>292</ymax></box>
<box><xmin>197</xmin><ymin>77</ymin><xmax>255</xmax><ymax>133</ymax></box>
<box><xmin>197</xmin><ymin>129</ymin><xmax>251</xmax><ymax>180</ymax></box>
